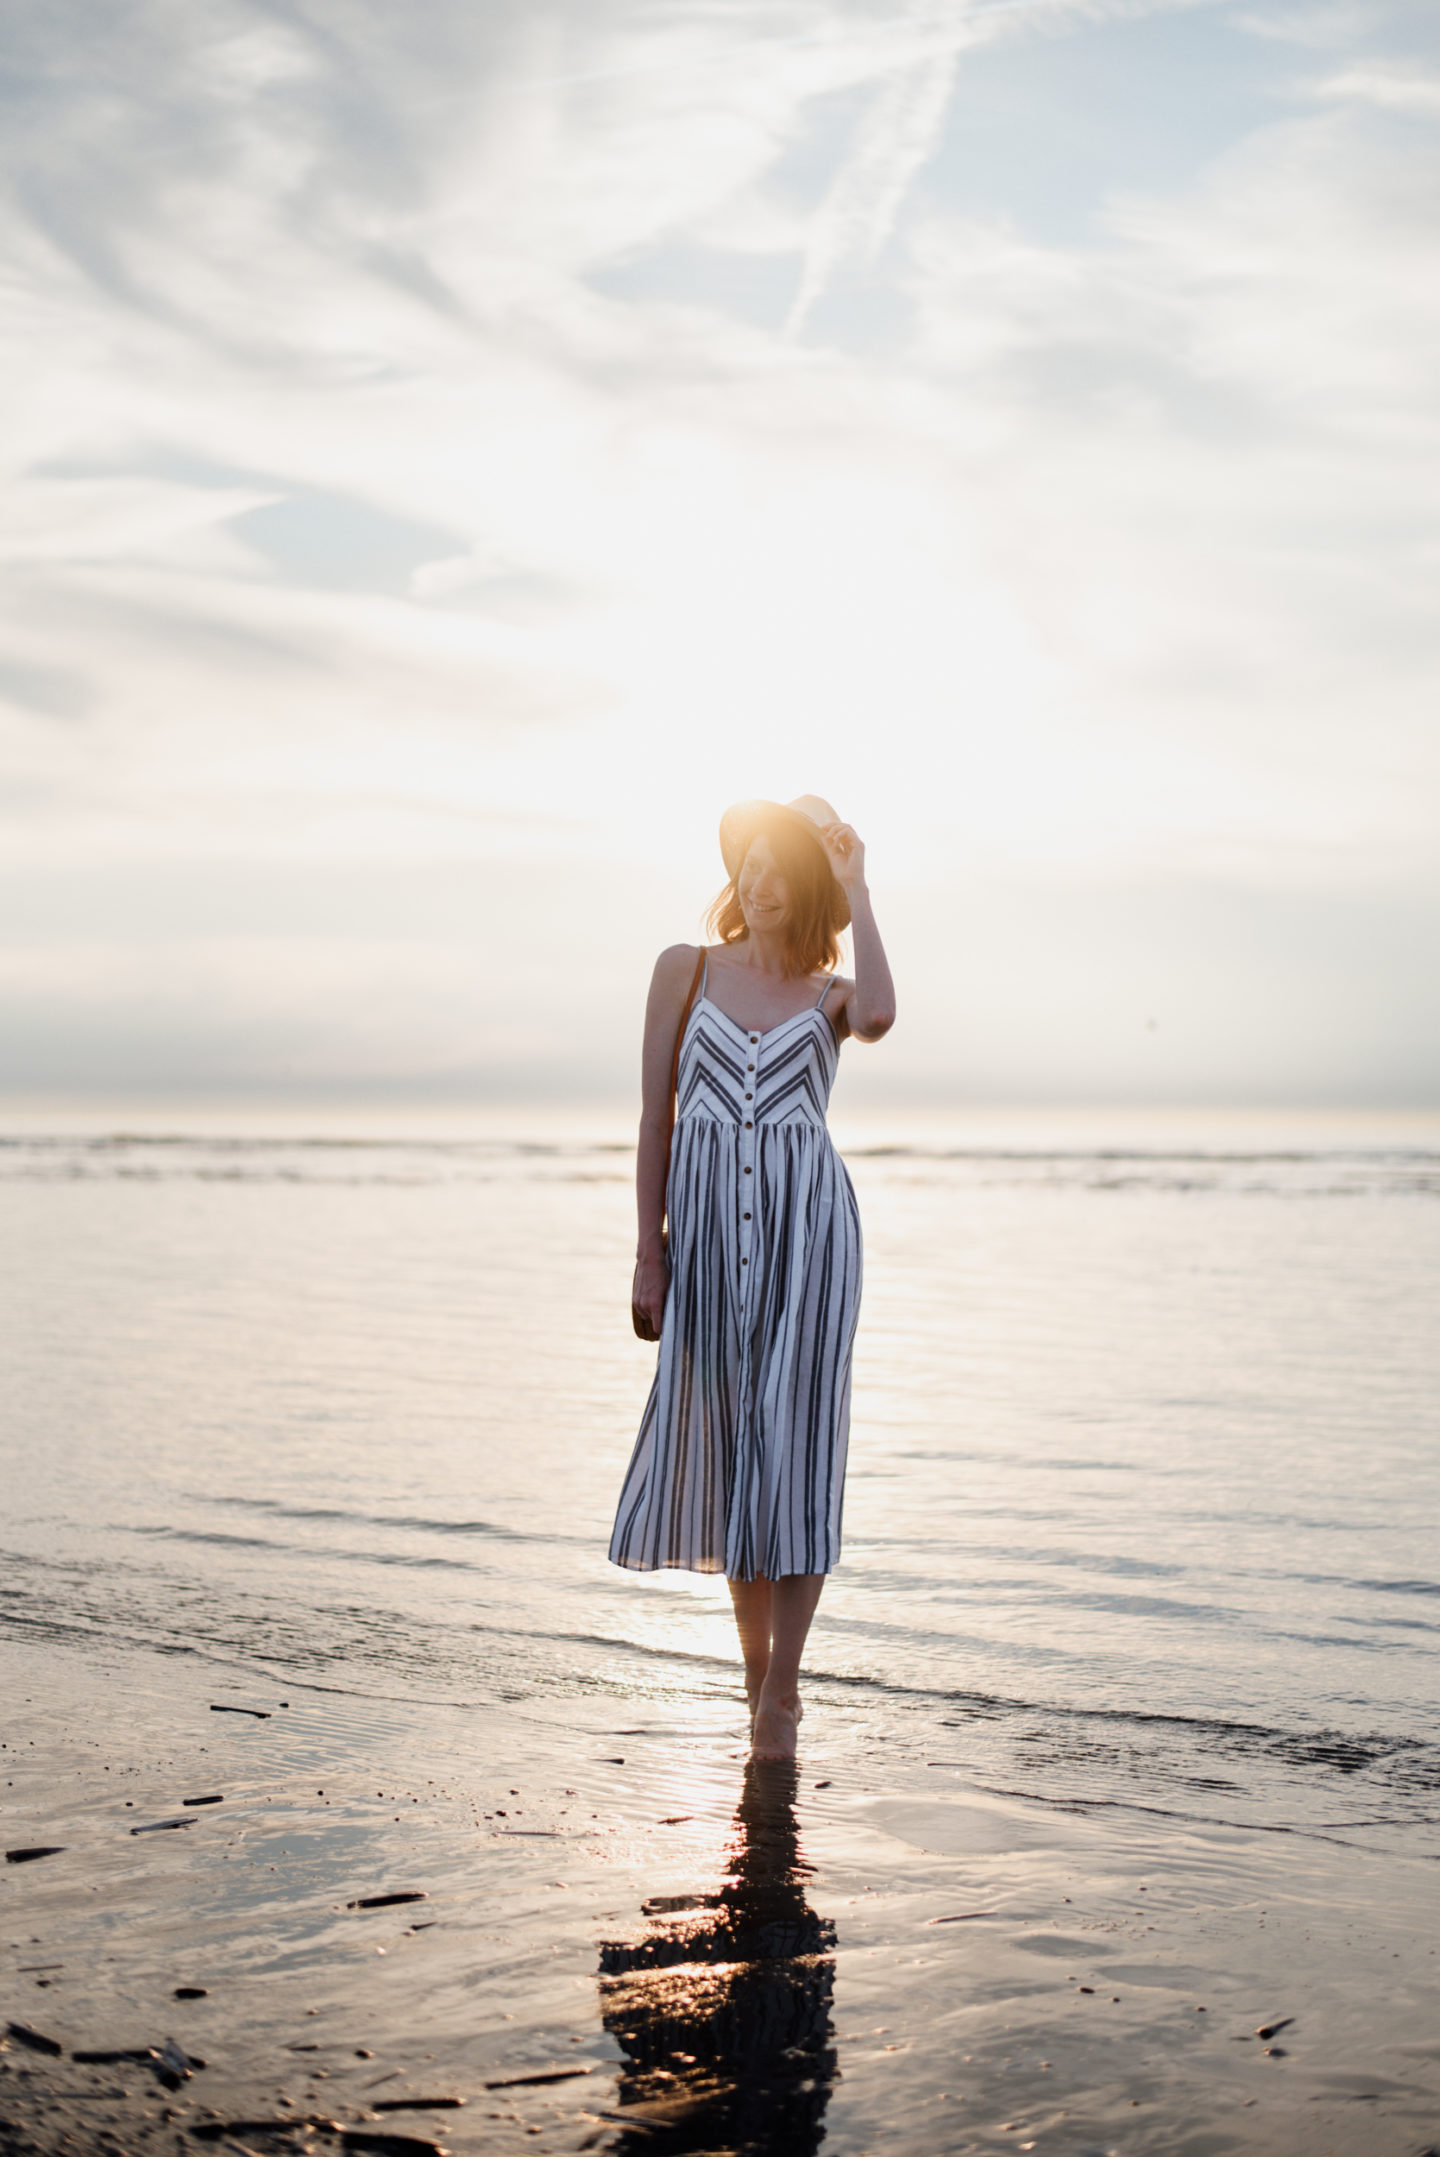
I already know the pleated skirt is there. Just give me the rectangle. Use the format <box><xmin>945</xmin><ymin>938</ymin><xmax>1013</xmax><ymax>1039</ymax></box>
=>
<box><xmin>609</xmin><ymin>1115</ymin><xmax>862</xmax><ymax>1581</ymax></box>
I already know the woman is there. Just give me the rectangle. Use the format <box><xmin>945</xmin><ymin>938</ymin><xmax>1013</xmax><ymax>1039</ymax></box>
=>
<box><xmin>610</xmin><ymin>794</ymin><xmax>896</xmax><ymax>1761</ymax></box>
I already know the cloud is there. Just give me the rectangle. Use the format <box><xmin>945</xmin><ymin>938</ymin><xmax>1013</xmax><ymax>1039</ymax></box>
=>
<box><xmin>1312</xmin><ymin>62</ymin><xmax>1440</xmax><ymax>113</ymax></box>
<box><xmin>895</xmin><ymin>91</ymin><xmax>1440</xmax><ymax>843</ymax></box>
<box><xmin>781</xmin><ymin>0</ymin><xmax>1241</xmax><ymax>332</ymax></box>
<box><xmin>0</xmin><ymin>654</ymin><xmax>95</xmax><ymax>723</ymax></box>
<box><xmin>1</xmin><ymin>0</ymin><xmax>1437</xmax><ymax>1103</ymax></box>
<box><xmin>1233</xmin><ymin>3</ymin><xmax>1427</xmax><ymax>51</ymax></box>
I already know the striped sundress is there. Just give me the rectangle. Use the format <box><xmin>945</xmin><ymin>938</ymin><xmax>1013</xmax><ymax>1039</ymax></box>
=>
<box><xmin>609</xmin><ymin>954</ymin><xmax>863</xmax><ymax>1581</ymax></box>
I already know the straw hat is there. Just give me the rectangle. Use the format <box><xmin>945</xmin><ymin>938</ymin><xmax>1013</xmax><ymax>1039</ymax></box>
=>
<box><xmin>718</xmin><ymin>794</ymin><xmax>850</xmax><ymax>930</ymax></box>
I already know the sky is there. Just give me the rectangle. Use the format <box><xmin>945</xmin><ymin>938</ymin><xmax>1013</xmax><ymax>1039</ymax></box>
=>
<box><xmin>2</xmin><ymin>0</ymin><xmax>1438</xmax><ymax>1109</ymax></box>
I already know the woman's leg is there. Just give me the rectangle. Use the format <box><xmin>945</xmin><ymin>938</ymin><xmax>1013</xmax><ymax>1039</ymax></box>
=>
<box><xmin>727</xmin><ymin>1575</ymin><xmax>773</xmax><ymax>1724</ymax></box>
<box><xmin>751</xmin><ymin>1573</ymin><xmax>824</xmax><ymax>1760</ymax></box>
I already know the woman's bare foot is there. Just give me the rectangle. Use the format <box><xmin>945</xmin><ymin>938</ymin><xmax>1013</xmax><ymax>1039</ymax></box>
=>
<box><xmin>750</xmin><ymin>1686</ymin><xmax>801</xmax><ymax>1761</ymax></box>
<box><xmin>748</xmin><ymin>1694</ymin><xmax>799</xmax><ymax>1740</ymax></box>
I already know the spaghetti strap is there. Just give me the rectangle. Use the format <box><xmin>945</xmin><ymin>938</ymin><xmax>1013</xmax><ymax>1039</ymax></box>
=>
<box><xmin>699</xmin><ymin>950</ymin><xmax>709</xmax><ymax>997</ymax></box>
<box><xmin>813</xmin><ymin>973</ymin><xmax>834</xmax><ymax>1007</ymax></box>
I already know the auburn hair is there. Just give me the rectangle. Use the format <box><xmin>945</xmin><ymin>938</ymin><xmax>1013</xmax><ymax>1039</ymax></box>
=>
<box><xmin>705</xmin><ymin>814</ymin><xmax>843</xmax><ymax>979</ymax></box>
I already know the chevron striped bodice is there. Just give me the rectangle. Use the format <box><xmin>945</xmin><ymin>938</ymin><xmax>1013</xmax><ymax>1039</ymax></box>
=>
<box><xmin>676</xmin><ymin>966</ymin><xmax>840</xmax><ymax>1134</ymax></box>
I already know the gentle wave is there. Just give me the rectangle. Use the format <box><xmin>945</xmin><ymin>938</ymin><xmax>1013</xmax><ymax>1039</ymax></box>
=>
<box><xmin>4</xmin><ymin>1584</ymin><xmax>1435</xmax><ymax>1846</ymax></box>
<box><xmin>85</xmin><ymin>1503</ymin><xmax>1440</xmax><ymax>1617</ymax></box>
<box><xmin>207</xmin><ymin>1494</ymin><xmax>583</xmax><ymax>1540</ymax></box>
<box><xmin>3</xmin><ymin>1131</ymin><xmax>1438</xmax><ymax>1195</ymax></box>
<box><xmin>6</xmin><ymin>1538</ymin><xmax>1439</xmax><ymax>1790</ymax></box>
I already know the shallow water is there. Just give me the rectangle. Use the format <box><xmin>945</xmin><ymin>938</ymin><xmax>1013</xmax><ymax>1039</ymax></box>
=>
<box><xmin>4</xmin><ymin>1115</ymin><xmax>1438</xmax><ymax>1862</ymax></box>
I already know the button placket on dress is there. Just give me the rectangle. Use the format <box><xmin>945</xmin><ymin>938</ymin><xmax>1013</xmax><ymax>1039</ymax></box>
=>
<box><xmin>738</xmin><ymin>1032</ymin><xmax>759</xmax><ymax>1294</ymax></box>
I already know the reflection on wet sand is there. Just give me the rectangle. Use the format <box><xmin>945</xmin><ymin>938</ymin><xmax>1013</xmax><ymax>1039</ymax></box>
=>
<box><xmin>598</xmin><ymin>1761</ymin><xmax>838</xmax><ymax>2154</ymax></box>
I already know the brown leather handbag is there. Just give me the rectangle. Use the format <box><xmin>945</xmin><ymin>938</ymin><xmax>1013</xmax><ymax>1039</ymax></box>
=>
<box><xmin>631</xmin><ymin>949</ymin><xmax>707</xmax><ymax>1342</ymax></box>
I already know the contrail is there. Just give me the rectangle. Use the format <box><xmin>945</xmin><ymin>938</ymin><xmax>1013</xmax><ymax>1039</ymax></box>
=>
<box><xmin>513</xmin><ymin>0</ymin><xmax>1228</xmax><ymax>96</ymax></box>
<box><xmin>786</xmin><ymin>39</ymin><xmax>963</xmax><ymax>337</ymax></box>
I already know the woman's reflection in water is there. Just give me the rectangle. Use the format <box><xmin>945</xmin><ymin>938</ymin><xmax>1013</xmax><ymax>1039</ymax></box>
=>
<box><xmin>597</xmin><ymin>1761</ymin><xmax>838</xmax><ymax>2155</ymax></box>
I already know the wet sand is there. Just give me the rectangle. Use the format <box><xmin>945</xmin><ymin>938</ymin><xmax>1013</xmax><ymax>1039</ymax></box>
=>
<box><xmin>3</xmin><ymin>1634</ymin><xmax>1439</xmax><ymax>2157</ymax></box>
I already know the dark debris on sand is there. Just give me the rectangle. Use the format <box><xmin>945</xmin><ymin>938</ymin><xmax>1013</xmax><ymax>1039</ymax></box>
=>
<box><xmin>0</xmin><ymin>2034</ymin><xmax>476</xmax><ymax>2157</ymax></box>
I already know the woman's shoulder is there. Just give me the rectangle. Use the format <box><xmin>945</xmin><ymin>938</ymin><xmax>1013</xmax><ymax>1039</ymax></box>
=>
<box><xmin>652</xmin><ymin>942</ymin><xmax>709</xmax><ymax>988</ymax></box>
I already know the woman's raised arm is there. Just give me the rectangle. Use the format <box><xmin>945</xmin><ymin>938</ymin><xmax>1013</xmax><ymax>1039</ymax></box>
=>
<box><xmin>820</xmin><ymin>824</ymin><xmax>895</xmax><ymax>1043</ymax></box>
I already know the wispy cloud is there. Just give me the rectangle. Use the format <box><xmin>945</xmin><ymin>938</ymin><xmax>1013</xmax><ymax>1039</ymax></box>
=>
<box><xmin>786</xmin><ymin>37</ymin><xmax>963</xmax><ymax>335</ymax></box>
<box><xmin>781</xmin><ymin>0</ymin><xmax>1236</xmax><ymax>333</ymax></box>
<box><xmin>1311</xmin><ymin>61</ymin><xmax>1440</xmax><ymax>112</ymax></box>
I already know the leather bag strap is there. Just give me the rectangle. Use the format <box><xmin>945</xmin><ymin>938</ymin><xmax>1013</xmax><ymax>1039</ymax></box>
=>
<box><xmin>633</xmin><ymin>948</ymin><xmax>707</xmax><ymax>1337</ymax></box>
<box><xmin>666</xmin><ymin>948</ymin><xmax>707</xmax><ymax>1148</ymax></box>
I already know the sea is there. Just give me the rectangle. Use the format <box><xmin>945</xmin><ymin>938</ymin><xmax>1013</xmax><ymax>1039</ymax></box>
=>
<box><xmin>4</xmin><ymin>1105</ymin><xmax>1438</xmax><ymax>1866</ymax></box>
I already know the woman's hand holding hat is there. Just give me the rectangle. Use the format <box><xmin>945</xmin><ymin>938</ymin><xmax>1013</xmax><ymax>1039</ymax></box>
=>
<box><xmin>818</xmin><ymin>821</ymin><xmax>866</xmax><ymax>891</ymax></box>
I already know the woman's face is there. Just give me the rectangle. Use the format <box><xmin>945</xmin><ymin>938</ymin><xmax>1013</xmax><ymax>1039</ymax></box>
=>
<box><xmin>738</xmin><ymin>834</ymin><xmax>791</xmax><ymax>934</ymax></box>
